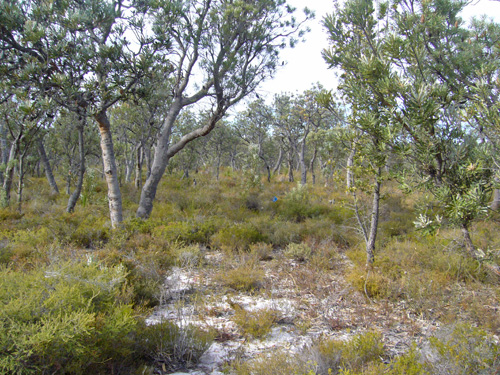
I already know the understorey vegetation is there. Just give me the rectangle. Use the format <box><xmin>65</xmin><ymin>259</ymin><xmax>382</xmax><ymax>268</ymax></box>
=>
<box><xmin>1</xmin><ymin>0</ymin><xmax>500</xmax><ymax>373</ymax></box>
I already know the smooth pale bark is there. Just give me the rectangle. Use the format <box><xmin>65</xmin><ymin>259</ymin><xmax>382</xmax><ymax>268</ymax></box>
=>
<box><xmin>2</xmin><ymin>136</ymin><xmax>20</xmax><ymax>207</ymax></box>
<box><xmin>299</xmin><ymin>135</ymin><xmax>308</xmax><ymax>185</ymax></box>
<box><xmin>365</xmin><ymin>167</ymin><xmax>382</xmax><ymax>266</ymax></box>
<box><xmin>272</xmin><ymin>147</ymin><xmax>283</xmax><ymax>175</ymax></box>
<box><xmin>16</xmin><ymin>152</ymin><xmax>25</xmax><ymax>212</ymax></box>
<box><xmin>346</xmin><ymin>145</ymin><xmax>356</xmax><ymax>190</ymax></box>
<box><xmin>0</xmin><ymin>123</ymin><xmax>8</xmax><ymax>185</ymax></box>
<box><xmin>491</xmin><ymin>177</ymin><xmax>500</xmax><ymax>211</ymax></box>
<box><xmin>37</xmin><ymin>137</ymin><xmax>59</xmax><ymax>195</ymax></box>
<box><xmin>66</xmin><ymin>121</ymin><xmax>85</xmax><ymax>213</ymax></box>
<box><xmin>137</xmin><ymin>97</ymin><xmax>225</xmax><ymax>218</ymax></box>
<box><xmin>95</xmin><ymin>110</ymin><xmax>123</xmax><ymax>228</ymax></box>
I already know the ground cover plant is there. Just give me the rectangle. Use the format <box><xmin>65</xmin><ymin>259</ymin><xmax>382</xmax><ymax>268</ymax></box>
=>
<box><xmin>0</xmin><ymin>166</ymin><xmax>498</xmax><ymax>374</ymax></box>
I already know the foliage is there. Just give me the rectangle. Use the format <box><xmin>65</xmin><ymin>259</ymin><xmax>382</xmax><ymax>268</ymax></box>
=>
<box><xmin>217</xmin><ymin>264</ymin><xmax>265</xmax><ymax>292</ymax></box>
<box><xmin>232</xmin><ymin>306</ymin><xmax>279</xmax><ymax>339</ymax></box>
<box><xmin>136</xmin><ymin>320</ymin><xmax>214</xmax><ymax>372</ymax></box>
<box><xmin>0</xmin><ymin>260</ymin><xmax>140</xmax><ymax>374</ymax></box>
<box><xmin>211</xmin><ymin>223</ymin><xmax>266</xmax><ymax>252</ymax></box>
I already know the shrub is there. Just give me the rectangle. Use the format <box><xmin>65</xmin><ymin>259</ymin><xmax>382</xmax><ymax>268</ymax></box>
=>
<box><xmin>217</xmin><ymin>264</ymin><xmax>264</xmax><ymax>291</ymax></box>
<box><xmin>136</xmin><ymin>320</ymin><xmax>214</xmax><ymax>372</ymax></box>
<box><xmin>0</xmin><ymin>260</ymin><xmax>142</xmax><ymax>374</ymax></box>
<box><xmin>211</xmin><ymin>223</ymin><xmax>266</xmax><ymax>252</ymax></box>
<box><xmin>171</xmin><ymin>243</ymin><xmax>203</xmax><ymax>267</ymax></box>
<box><xmin>153</xmin><ymin>220</ymin><xmax>216</xmax><ymax>245</ymax></box>
<box><xmin>426</xmin><ymin>323</ymin><xmax>500</xmax><ymax>375</ymax></box>
<box><xmin>232</xmin><ymin>306</ymin><xmax>279</xmax><ymax>339</ymax></box>
<box><xmin>314</xmin><ymin>331</ymin><xmax>385</xmax><ymax>373</ymax></box>
<box><xmin>249</xmin><ymin>242</ymin><xmax>274</xmax><ymax>261</ymax></box>
<box><xmin>229</xmin><ymin>349</ymin><xmax>311</xmax><ymax>375</ymax></box>
<box><xmin>284</xmin><ymin>242</ymin><xmax>312</xmax><ymax>261</ymax></box>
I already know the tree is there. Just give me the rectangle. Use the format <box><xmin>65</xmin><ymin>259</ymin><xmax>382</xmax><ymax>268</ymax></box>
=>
<box><xmin>323</xmin><ymin>0</ymin><xmax>399</xmax><ymax>265</ymax></box>
<box><xmin>136</xmin><ymin>0</ymin><xmax>312</xmax><ymax>218</ymax></box>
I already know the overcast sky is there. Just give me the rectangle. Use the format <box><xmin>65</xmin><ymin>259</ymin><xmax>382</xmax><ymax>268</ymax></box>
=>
<box><xmin>255</xmin><ymin>0</ymin><xmax>500</xmax><ymax>101</ymax></box>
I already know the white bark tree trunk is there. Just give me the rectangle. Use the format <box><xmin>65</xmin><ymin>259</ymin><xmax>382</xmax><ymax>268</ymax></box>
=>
<box><xmin>95</xmin><ymin>110</ymin><xmax>123</xmax><ymax>228</ymax></box>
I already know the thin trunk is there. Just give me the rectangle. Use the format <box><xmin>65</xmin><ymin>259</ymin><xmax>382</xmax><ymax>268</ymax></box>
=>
<box><xmin>310</xmin><ymin>147</ymin><xmax>317</xmax><ymax>185</ymax></box>
<box><xmin>37</xmin><ymin>137</ymin><xmax>59</xmax><ymax>194</ymax></box>
<box><xmin>272</xmin><ymin>147</ymin><xmax>283</xmax><ymax>175</ymax></box>
<box><xmin>365</xmin><ymin>167</ymin><xmax>382</xmax><ymax>266</ymax></box>
<box><xmin>66</xmin><ymin>121</ymin><xmax>85</xmax><ymax>213</ymax></box>
<box><xmin>216</xmin><ymin>152</ymin><xmax>221</xmax><ymax>181</ymax></box>
<box><xmin>491</xmin><ymin>177</ymin><xmax>500</xmax><ymax>211</ymax></box>
<box><xmin>347</xmin><ymin>145</ymin><xmax>356</xmax><ymax>190</ymax></box>
<box><xmin>145</xmin><ymin>145</ymin><xmax>152</xmax><ymax>179</ymax></box>
<box><xmin>299</xmin><ymin>139</ymin><xmax>307</xmax><ymax>185</ymax></box>
<box><xmin>135</xmin><ymin>143</ymin><xmax>143</xmax><ymax>189</ymax></box>
<box><xmin>0</xmin><ymin>123</ymin><xmax>8</xmax><ymax>185</ymax></box>
<box><xmin>2</xmin><ymin>138</ymin><xmax>20</xmax><ymax>207</ymax></box>
<box><xmin>182</xmin><ymin>168</ymin><xmax>189</xmax><ymax>179</ymax></box>
<box><xmin>288</xmin><ymin>156</ymin><xmax>294</xmax><ymax>182</ymax></box>
<box><xmin>95</xmin><ymin>110</ymin><xmax>123</xmax><ymax>228</ymax></box>
<box><xmin>17</xmin><ymin>150</ymin><xmax>29</xmax><ymax>213</ymax></box>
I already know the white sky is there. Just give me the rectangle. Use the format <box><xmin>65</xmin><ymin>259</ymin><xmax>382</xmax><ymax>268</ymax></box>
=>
<box><xmin>256</xmin><ymin>0</ymin><xmax>500</xmax><ymax>100</ymax></box>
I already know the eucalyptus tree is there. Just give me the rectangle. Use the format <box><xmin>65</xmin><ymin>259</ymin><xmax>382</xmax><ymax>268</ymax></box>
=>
<box><xmin>0</xmin><ymin>0</ymin><xmax>164</xmax><ymax>226</ymax></box>
<box><xmin>272</xmin><ymin>93</ymin><xmax>298</xmax><ymax>182</ymax></box>
<box><xmin>323</xmin><ymin>0</ymin><xmax>399</xmax><ymax>265</ymax></box>
<box><xmin>136</xmin><ymin>0</ymin><xmax>313</xmax><ymax>218</ymax></box>
<box><xmin>292</xmin><ymin>85</ymin><xmax>333</xmax><ymax>185</ymax></box>
<box><xmin>234</xmin><ymin>99</ymin><xmax>274</xmax><ymax>182</ymax></box>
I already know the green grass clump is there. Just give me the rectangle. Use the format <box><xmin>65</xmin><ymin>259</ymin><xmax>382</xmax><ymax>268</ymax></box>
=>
<box><xmin>316</xmin><ymin>331</ymin><xmax>385</xmax><ymax>373</ymax></box>
<box><xmin>152</xmin><ymin>219</ymin><xmax>217</xmax><ymax>245</ymax></box>
<box><xmin>218</xmin><ymin>264</ymin><xmax>264</xmax><ymax>291</ymax></box>
<box><xmin>284</xmin><ymin>242</ymin><xmax>312</xmax><ymax>261</ymax></box>
<box><xmin>211</xmin><ymin>222</ymin><xmax>266</xmax><ymax>252</ymax></box>
<box><xmin>232</xmin><ymin>306</ymin><xmax>279</xmax><ymax>339</ymax></box>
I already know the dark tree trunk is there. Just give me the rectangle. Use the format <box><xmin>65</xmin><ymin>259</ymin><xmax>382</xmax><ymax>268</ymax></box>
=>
<box><xmin>135</xmin><ymin>143</ymin><xmax>143</xmax><ymax>189</ymax></box>
<box><xmin>310</xmin><ymin>147</ymin><xmax>317</xmax><ymax>185</ymax></box>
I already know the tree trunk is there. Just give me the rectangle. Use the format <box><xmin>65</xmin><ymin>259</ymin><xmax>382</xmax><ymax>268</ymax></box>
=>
<box><xmin>137</xmin><ymin>96</ymin><xmax>225</xmax><ymax>219</ymax></box>
<box><xmin>272</xmin><ymin>147</ymin><xmax>283</xmax><ymax>175</ymax></box>
<box><xmin>310</xmin><ymin>147</ymin><xmax>317</xmax><ymax>185</ymax></box>
<box><xmin>287</xmin><ymin>148</ymin><xmax>294</xmax><ymax>182</ymax></box>
<box><xmin>135</xmin><ymin>143</ymin><xmax>143</xmax><ymax>189</ymax></box>
<box><xmin>491</xmin><ymin>177</ymin><xmax>500</xmax><ymax>211</ymax></box>
<box><xmin>347</xmin><ymin>145</ymin><xmax>356</xmax><ymax>190</ymax></box>
<box><xmin>17</xmin><ymin>151</ymin><xmax>27</xmax><ymax>212</ymax></box>
<box><xmin>95</xmin><ymin>110</ymin><xmax>123</xmax><ymax>228</ymax></box>
<box><xmin>365</xmin><ymin>167</ymin><xmax>382</xmax><ymax>266</ymax></box>
<box><xmin>37</xmin><ymin>137</ymin><xmax>59</xmax><ymax>195</ymax></box>
<box><xmin>67</xmin><ymin>121</ymin><xmax>86</xmax><ymax>213</ymax></box>
<box><xmin>2</xmin><ymin>137</ymin><xmax>20</xmax><ymax>207</ymax></box>
<box><xmin>299</xmin><ymin>139</ymin><xmax>307</xmax><ymax>185</ymax></box>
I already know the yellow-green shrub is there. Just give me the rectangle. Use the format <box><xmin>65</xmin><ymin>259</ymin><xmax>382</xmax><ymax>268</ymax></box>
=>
<box><xmin>211</xmin><ymin>223</ymin><xmax>266</xmax><ymax>252</ymax></box>
<box><xmin>233</xmin><ymin>307</ymin><xmax>279</xmax><ymax>339</ymax></box>
<box><xmin>0</xmin><ymin>260</ymin><xmax>142</xmax><ymax>374</ymax></box>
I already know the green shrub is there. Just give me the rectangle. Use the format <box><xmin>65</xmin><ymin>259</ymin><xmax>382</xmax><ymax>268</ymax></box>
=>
<box><xmin>232</xmin><ymin>306</ymin><xmax>279</xmax><ymax>339</ymax></box>
<box><xmin>279</xmin><ymin>183</ymin><xmax>328</xmax><ymax>222</ymax></box>
<box><xmin>171</xmin><ymin>243</ymin><xmax>203</xmax><ymax>267</ymax></box>
<box><xmin>427</xmin><ymin>323</ymin><xmax>500</xmax><ymax>375</ymax></box>
<box><xmin>229</xmin><ymin>349</ymin><xmax>311</xmax><ymax>375</ymax></box>
<box><xmin>136</xmin><ymin>320</ymin><xmax>214</xmax><ymax>372</ymax></box>
<box><xmin>152</xmin><ymin>219</ymin><xmax>217</xmax><ymax>245</ymax></box>
<box><xmin>211</xmin><ymin>223</ymin><xmax>266</xmax><ymax>252</ymax></box>
<box><xmin>315</xmin><ymin>331</ymin><xmax>385</xmax><ymax>373</ymax></box>
<box><xmin>0</xmin><ymin>260</ymin><xmax>142</xmax><ymax>374</ymax></box>
<box><xmin>284</xmin><ymin>242</ymin><xmax>312</xmax><ymax>261</ymax></box>
<box><xmin>218</xmin><ymin>264</ymin><xmax>264</xmax><ymax>291</ymax></box>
